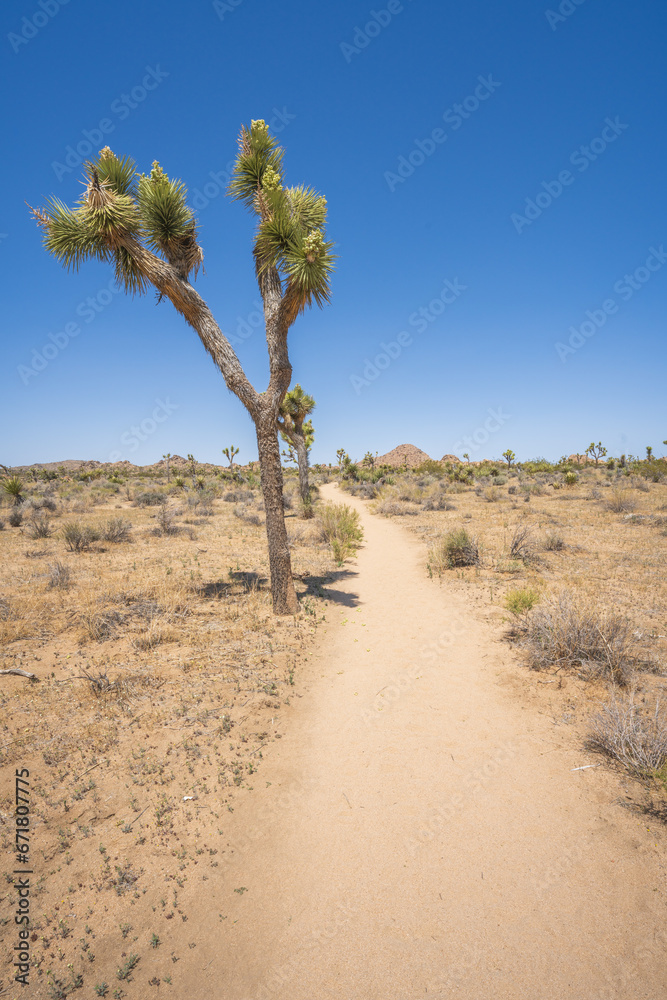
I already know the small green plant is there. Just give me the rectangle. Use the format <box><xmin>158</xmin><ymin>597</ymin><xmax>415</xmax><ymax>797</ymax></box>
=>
<box><xmin>504</xmin><ymin>587</ymin><xmax>540</xmax><ymax>618</ymax></box>
<box><xmin>564</xmin><ymin>471</ymin><xmax>578</xmax><ymax>486</ymax></box>
<box><xmin>94</xmin><ymin>984</ymin><xmax>109</xmax><ymax>997</ymax></box>
<box><xmin>116</xmin><ymin>954</ymin><xmax>139</xmax><ymax>980</ymax></box>
<box><xmin>150</xmin><ymin>933</ymin><xmax>160</xmax><ymax>948</ymax></box>
<box><xmin>120</xmin><ymin>922</ymin><xmax>132</xmax><ymax>939</ymax></box>
<box><xmin>2</xmin><ymin>475</ymin><xmax>25</xmax><ymax>505</ymax></box>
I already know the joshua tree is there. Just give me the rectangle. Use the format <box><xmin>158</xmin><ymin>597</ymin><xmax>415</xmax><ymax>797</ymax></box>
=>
<box><xmin>277</xmin><ymin>384</ymin><xmax>315</xmax><ymax>505</ymax></box>
<box><xmin>186</xmin><ymin>453</ymin><xmax>198</xmax><ymax>488</ymax></box>
<box><xmin>31</xmin><ymin>126</ymin><xmax>335</xmax><ymax>613</ymax></box>
<box><xmin>585</xmin><ymin>442</ymin><xmax>607</xmax><ymax>466</ymax></box>
<box><xmin>646</xmin><ymin>445</ymin><xmax>653</xmax><ymax>461</ymax></box>
<box><xmin>502</xmin><ymin>449</ymin><xmax>515</xmax><ymax>470</ymax></box>
<box><xmin>162</xmin><ymin>453</ymin><xmax>171</xmax><ymax>481</ymax></box>
<box><xmin>336</xmin><ymin>448</ymin><xmax>347</xmax><ymax>469</ymax></box>
<box><xmin>362</xmin><ymin>451</ymin><xmax>377</xmax><ymax>469</ymax></box>
<box><xmin>462</xmin><ymin>452</ymin><xmax>470</xmax><ymax>464</ymax></box>
<box><xmin>222</xmin><ymin>445</ymin><xmax>240</xmax><ymax>473</ymax></box>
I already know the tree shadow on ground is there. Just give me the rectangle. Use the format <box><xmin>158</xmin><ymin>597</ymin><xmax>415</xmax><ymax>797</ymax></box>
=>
<box><xmin>297</xmin><ymin>568</ymin><xmax>360</xmax><ymax>608</ymax></box>
<box><xmin>196</xmin><ymin>571</ymin><xmax>268</xmax><ymax>599</ymax></box>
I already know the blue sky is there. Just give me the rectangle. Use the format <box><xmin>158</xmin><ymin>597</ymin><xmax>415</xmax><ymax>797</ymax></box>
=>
<box><xmin>1</xmin><ymin>0</ymin><xmax>665</xmax><ymax>466</ymax></box>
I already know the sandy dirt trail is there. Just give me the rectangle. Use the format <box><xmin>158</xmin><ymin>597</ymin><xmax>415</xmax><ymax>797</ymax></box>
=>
<box><xmin>186</xmin><ymin>484</ymin><xmax>666</xmax><ymax>999</ymax></box>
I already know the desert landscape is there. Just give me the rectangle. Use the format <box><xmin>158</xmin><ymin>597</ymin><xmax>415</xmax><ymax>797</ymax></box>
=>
<box><xmin>3</xmin><ymin>1</ymin><xmax>666</xmax><ymax>997</ymax></box>
<box><xmin>1</xmin><ymin>447</ymin><xmax>667</xmax><ymax>997</ymax></box>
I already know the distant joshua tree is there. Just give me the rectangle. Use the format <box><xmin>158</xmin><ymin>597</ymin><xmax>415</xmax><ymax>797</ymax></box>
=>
<box><xmin>30</xmin><ymin>121</ymin><xmax>335</xmax><ymax>614</ymax></box>
<box><xmin>277</xmin><ymin>384</ymin><xmax>315</xmax><ymax>505</ymax></box>
<box><xmin>502</xmin><ymin>449</ymin><xmax>515</xmax><ymax>470</ymax></box>
<box><xmin>222</xmin><ymin>445</ymin><xmax>240</xmax><ymax>471</ymax></box>
<box><xmin>585</xmin><ymin>442</ymin><xmax>607</xmax><ymax>466</ymax></box>
<box><xmin>162</xmin><ymin>453</ymin><xmax>172</xmax><ymax>481</ymax></box>
<box><xmin>646</xmin><ymin>445</ymin><xmax>653</xmax><ymax>462</ymax></box>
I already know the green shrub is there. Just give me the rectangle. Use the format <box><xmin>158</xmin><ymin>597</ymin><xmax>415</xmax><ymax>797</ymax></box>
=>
<box><xmin>504</xmin><ymin>587</ymin><xmax>540</xmax><ymax>617</ymax></box>
<box><xmin>428</xmin><ymin>528</ymin><xmax>480</xmax><ymax>574</ymax></box>
<box><xmin>564</xmin><ymin>471</ymin><xmax>578</xmax><ymax>486</ymax></box>
<box><xmin>318</xmin><ymin>503</ymin><xmax>363</xmax><ymax>565</ymax></box>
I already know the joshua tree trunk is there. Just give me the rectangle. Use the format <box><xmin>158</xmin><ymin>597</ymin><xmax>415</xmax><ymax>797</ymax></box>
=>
<box><xmin>294</xmin><ymin>430</ymin><xmax>310</xmax><ymax>504</ymax></box>
<box><xmin>255</xmin><ymin>410</ymin><xmax>298</xmax><ymax>615</ymax></box>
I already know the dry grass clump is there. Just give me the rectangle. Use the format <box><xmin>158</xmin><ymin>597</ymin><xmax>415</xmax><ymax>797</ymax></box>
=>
<box><xmin>543</xmin><ymin>531</ymin><xmax>565</xmax><ymax>551</ymax></box>
<box><xmin>375</xmin><ymin>499</ymin><xmax>419</xmax><ymax>516</ymax></box>
<box><xmin>233</xmin><ymin>504</ymin><xmax>262</xmax><ymax>526</ymax></box>
<box><xmin>428</xmin><ymin>528</ymin><xmax>480</xmax><ymax>575</ymax></box>
<box><xmin>509</xmin><ymin>524</ymin><xmax>534</xmax><ymax>562</ymax></box>
<box><xmin>102</xmin><ymin>516</ymin><xmax>132</xmax><ymax>543</ymax></box>
<box><xmin>605</xmin><ymin>489</ymin><xmax>637</xmax><ymax>513</ymax></box>
<box><xmin>587</xmin><ymin>697</ymin><xmax>667</xmax><ymax>775</ymax></box>
<box><xmin>27</xmin><ymin>513</ymin><xmax>52</xmax><ymax>539</ymax></box>
<box><xmin>48</xmin><ymin>561</ymin><xmax>73</xmax><ymax>590</ymax></box>
<box><xmin>63</xmin><ymin>521</ymin><xmax>100</xmax><ymax>552</ymax></box>
<box><xmin>519</xmin><ymin>590</ymin><xmax>652</xmax><ymax>685</ymax></box>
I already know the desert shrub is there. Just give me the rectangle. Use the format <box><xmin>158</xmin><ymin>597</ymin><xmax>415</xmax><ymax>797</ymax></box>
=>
<box><xmin>318</xmin><ymin>503</ymin><xmax>363</xmax><ymax>564</ymax></box>
<box><xmin>375</xmin><ymin>500</ymin><xmax>418</xmax><ymax>516</ymax></box>
<box><xmin>605</xmin><ymin>489</ymin><xmax>637</xmax><ymax>513</ymax></box>
<box><xmin>509</xmin><ymin>524</ymin><xmax>533</xmax><ymax>562</ymax></box>
<box><xmin>587</xmin><ymin>698</ymin><xmax>667</xmax><ymax>775</ymax></box>
<box><xmin>48</xmin><ymin>561</ymin><xmax>73</xmax><ymax>590</ymax></box>
<box><xmin>543</xmin><ymin>531</ymin><xmax>565</xmax><ymax>551</ymax></box>
<box><xmin>505</xmin><ymin>587</ymin><xmax>540</xmax><ymax>618</ymax></box>
<box><xmin>299</xmin><ymin>495</ymin><xmax>315</xmax><ymax>519</ymax></box>
<box><xmin>233</xmin><ymin>504</ymin><xmax>262</xmax><ymax>526</ymax></box>
<box><xmin>345</xmin><ymin>481</ymin><xmax>379</xmax><ymax>499</ymax></box>
<box><xmin>415</xmin><ymin>460</ymin><xmax>446</xmax><ymax>478</ymax></box>
<box><xmin>518</xmin><ymin>590</ymin><xmax>650</xmax><ymax>685</ymax></box>
<box><xmin>421</xmin><ymin>494</ymin><xmax>456</xmax><ymax>511</ymax></box>
<box><xmin>428</xmin><ymin>529</ymin><xmax>480</xmax><ymax>574</ymax></box>
<box><xmin>508</xmin><ymin>485</ymin><xmax>517</xmax><ymax>495</ymax></box>
<box><xmin>63</xmin><ymin>521</ymin><xmax>100</xmax><ymax>552</ymax></box>
<box><xmin>27</xmin><ymin>514</ymin><xmax>52</xmax><ymax>539</ymax></box>
<box><xmin>152</xmin><ymin>505</ymin><xmax>179</xmax><ymax>536</ymax></box>
<box><xmin>223</xmin><ymin>488</ymin><xmax>254</xmax><ymax>504</ymax></box>
<box><xmin>484</xmin><ymin>486</ymin><xmax>502</xmax><ymax>503</ymax></box>
<box><xmin>173</xmin><ymin>476</ymin><xmax>185</xmax><ymax>488</ymax></box>
<box><xmin>0</xmin><ymin>519</ymin><xmax>4</xmax><ymax>529</ymax></box>
<box><xmin>102</xmin><ymin>517</ymin><xmax>132</xmax><ymax>543</ymax></box>
<box><xmin>133</xmin><ymin>491</ymin><xmax>166</xmax><ymax>507</ymax></box>
<box><xmin>8</xmin><ymin>509</ymin><xmax>24</xmax><ymax>527</ymax></box>
<box><xmin>564</xmin><ymin>471</ymin><xmax>578</xmax><ymax>486</ymax></box>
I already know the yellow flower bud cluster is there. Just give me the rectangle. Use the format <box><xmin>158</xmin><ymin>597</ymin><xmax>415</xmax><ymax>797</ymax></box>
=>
<box><xmin>303</xmin><ymin>229</ymin><xmax>324</xmax><ymax>262</ymax></box>
<box><xmin>262</xmin><ymin>166</ymin><xmax>282</xmax><ymax>192</ymax></box>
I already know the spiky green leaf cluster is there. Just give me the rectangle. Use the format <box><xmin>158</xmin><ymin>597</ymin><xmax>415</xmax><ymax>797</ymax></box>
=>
<box><xmin>229</xmin><ymin>122</ymin><xmax>336</xmax><ymax>314</ymax></box>
<box><xmin>280</xmin><ymin>383</ymin><xmax>315</xmax><ymax>425</ymax></box>
<box><xmin>32</xmin><ymin>148</ymin><xmax>203</xmax><ymax>294</ymax></box>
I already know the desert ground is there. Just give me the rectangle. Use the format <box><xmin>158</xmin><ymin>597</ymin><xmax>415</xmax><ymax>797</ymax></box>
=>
<box><xmin>1</xmin><ymin>451</ymin><xmax>666</xmax><ymax>998</ymax></box>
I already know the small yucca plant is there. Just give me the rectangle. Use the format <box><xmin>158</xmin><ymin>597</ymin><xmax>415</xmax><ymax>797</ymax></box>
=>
<box><xmin>2</xmin><ymin>476</ymin><xmax>25</xmax><ymax>506</ymax></box>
